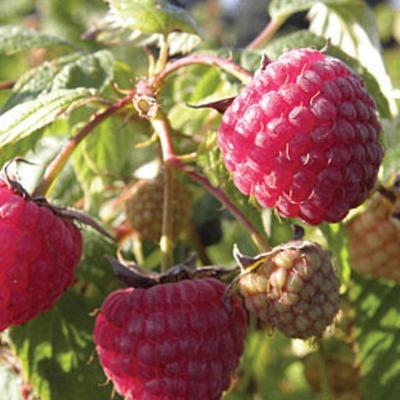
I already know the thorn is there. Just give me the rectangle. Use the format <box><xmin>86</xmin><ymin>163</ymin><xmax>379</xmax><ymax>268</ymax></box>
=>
<box><xmin>187</xmin><ymin>96</ymin><xmax>235</xmax><ymax>114</ymax></box>
<box><xmin>292</xmin><ymin>224</ymin><xmax>305</xmax><ymax>241</ymax></box>
<box><xmin>320</xmin><ymin>38</ymin><xmax>332</xmax><ymax>53</ymax></box>
<box><xmin>260</xmin><ymin>54</ymin><xmax>272</xmax><ymax>70</ymax></box>
<box><xmin>377</xmin><ymin>185</ymin><xmax>396</xmax><ymax>203</ymax></box>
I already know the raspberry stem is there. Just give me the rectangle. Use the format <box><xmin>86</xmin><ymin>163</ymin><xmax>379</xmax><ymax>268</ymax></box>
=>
<box><xmin>0</xmin><ymin>79</ymin><xmax>16</xmax><ymax>90</ymax></box>
<box><xmin>151</xmin><ymin>111</ymin><xmax>270</xmax><ymax>252</ymax></box>
<box><xmin>151</xmin><ymin>54</ymin><xmax>253</xmax><ymax>89</ymax></box>
<box><xmin>154</xmin><ymin>34</ymin><xmax>170</xmax><ymax>74</ymax></box>
<box><xmin>151</xmin><ymin>112</ymin><xmax>176</xmax><ymax>271</ymax></box>
<box><xmin>33</xmin><ymin>95</ymin><xmax>133</xmax><ymax>197</ymax></box>
<box><xmin>246</xmin><ymin>17</ymin><xmax>284</xmax><ymax>50</ymax></box>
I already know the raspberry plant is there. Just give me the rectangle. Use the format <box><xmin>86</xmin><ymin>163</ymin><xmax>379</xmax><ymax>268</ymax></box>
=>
<box><xmin>0</xmin><ymin>1</ymin><xmax>400</xmax><ymax>399</ymax></box>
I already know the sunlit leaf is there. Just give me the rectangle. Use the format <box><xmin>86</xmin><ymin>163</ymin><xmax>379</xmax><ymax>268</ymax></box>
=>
<box><xmin>0</xmin><ymin>25</ymin><xmax>71</xmax><ymax>55</ymax></box>
<box><xmin>308</xmin><ymin>1</ymin><xmax>397</xmax><ymax>118</ymax></box>
<box><xmin>0</xmin><ymin>88</ymin><xmax>96</xmax><ymax>149</ymax></box>
<box><xmin>352</xmin><ymin>274</ymin><xmax>400</xmax><ymax>400</ymax></box>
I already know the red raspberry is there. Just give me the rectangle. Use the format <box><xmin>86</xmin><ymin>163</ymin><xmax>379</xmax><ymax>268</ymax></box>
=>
<box><xmin>238</xmin><ymin>241</ymin><xmax>340</xmax><ymax>339</ymax></box>
<box><xmin>94</xmin><ymin>278</ymin><xmax>247</xmax><ymax>400</ymax></box>
<box><xmin>0</xmin><ymin>179</ymin><xmax>82</xmax><ymax>330</ymax></box>
<box><xmin>347</xmin><ymin>188</ymin><xmax>400</xmax><ymax>283</ymax></box>
<box><xmin>218</xmin><ymin>48</ymin><xmax>383</xmax><ymax>225</ymax></box>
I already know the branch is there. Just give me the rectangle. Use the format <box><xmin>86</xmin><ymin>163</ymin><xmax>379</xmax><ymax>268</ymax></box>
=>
<box><xmin>247</xmin><ymin>18</ymin><xmax>284</xmax><ymax>50</ymax></box>
<box><xmin>152</xmin><ymin>54</ymin><xmax>253</xmax><ymax>89</ymax></box>
<box><xmin>33</xmin><ymin>95</ymin><xmax>133</xmax><ymax>196</ymax></box>
<box><xmin>172</xmin><ymin>159</ymin><xmax>271</xmax><ymax>252</ymax></box>
<box><xmin>0</xmin><ymin>79</ymin><xmax>15</xmax><ymax>90</ymax></box>
<box><xmin>151</xmin><ymin>112</ymin><xmax>270</xmax><ymax>251</ymax></box>
<box><xmin>150</xmin><ymin>112</ymin><xmax>177</xmax><ymax>271</ymax></box>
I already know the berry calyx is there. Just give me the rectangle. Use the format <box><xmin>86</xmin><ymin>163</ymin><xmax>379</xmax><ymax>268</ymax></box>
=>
<box><xmin>0</xmin><ymin>178</ymin><xmax>82</xmax><ymax>330</ymax></box>
<box><xmin>218</xmin><ymin>48</ymin><xmax>383</xmax><ymax>225</ymax></box>
<box><xmin>124</xmin><ymin>175</ymin><xmax>192</xmax><ymax>242</ymax></box>
<box><xmin>94</xmin><ymin>260</ymin><xmax>247</xmax><ymax>400</ymax></box>
<box><xmin>237</xmin><ymin>240</ymin><xmax>340</xmax><ymax>339</ymax></box>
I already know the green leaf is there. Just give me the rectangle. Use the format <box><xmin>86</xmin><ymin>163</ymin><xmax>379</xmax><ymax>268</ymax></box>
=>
<box><xmin>107</xmin><ymin>0</ymin><xmax>198</xmax><ymax>34</ymax></box>
<box><xmin>72</xmin><ymin>115</ymin><xmax>150</xmax><ymax>211</ymax></box>
<box><xmin>264</xmin><ymin>30</ymin><xmax>391</xmax><ymax>119</ymax></box>
<box><xmin>269</xmin><ymin>0</ymin><xmax>349</xmax><ymax>22</ymax></box>
<box><xmin>0</xmin><ymin>88</ymin><xmax>97</xmax><ymax>150</ymax></box>
<box><xmin>308</xmin><ymin>1</ymin><xmax>397</xmax><ymax>118</ymax></box>
<box><xmin>352</xmin><ymin>274</ymin><xmax>400</xmax><ymax>400</ymax></box>
<box><xmin>0</xmin><ymin>129</ymin><xmax>44</xmax><ymax>167</ymax></box>
<box><xmin>87</xmin><ymin>3</ymin><xmax>201</xmax><ymax>55</ymax></box>
<box><xmin>167</xmin><ymin>65</ymin><xmax>238</xmax><ymax>135</ymax></box>
<box><xmin>0</xmin><ymin>25</ymin><xmax>70</xmax><ymax>55</ymax></box>
<box><xmin>4</xmin><ymin>51</ymin><xmax>114</xmax><ymax>111</ymax></box>
<box><xmin>319</xmin><ymin>223</ymin><xmax>351</xmax><ymax>287</ymax></box>
<box><xmin>50</xmin><ymin>50</ymin><xmax>114</xmax><ymax>92</ymax></box>
<box><xmin>9</xmin><ymin>289</ymin><xmax>116</xmax><ymax>400</ymax></box>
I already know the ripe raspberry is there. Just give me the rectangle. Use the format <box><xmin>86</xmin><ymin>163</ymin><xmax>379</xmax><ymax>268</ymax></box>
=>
<box><xmin>0</xmin><ymin>179</ymin><xmax>82</xmax><ymax>330</ymax></box>
<box><xmin>218</xmin><ymin>48</ymin><xmax>383</xmax><ymax>225</ymax></box>
<box><xmin>238</xmin><ymin>241</ymin><xmax>340</xmax><ymax>339</ymax></box>
<box><xmin>346</xmin><ymin>188</ymin><xmax>400</xmax><ymax>283</ymax></box>
<box><xmin>94</xmin><ymin>278</ymin><xmax>247</xmax><ymax>400</ymax></box>
<box><xmin>124</xmin><ymin>175</ymin><xmax>191</xmax><ymax>242</ymax></box>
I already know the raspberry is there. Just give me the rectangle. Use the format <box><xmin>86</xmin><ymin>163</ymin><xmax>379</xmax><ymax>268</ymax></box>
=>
<box><xmin>303</xmin><ymin>340</ymin><xmax>360</xmax><ymax>397</ymax></box>
<box><xmin>347</xmin><ymin>187</ymin><xmax>400</xmax><ymax>283</ymax></box>
<box><xmin>0</xmin><ymin>179</ymin><xmax>82</xmax><ymax>330</ymax></box>
<box><xmin>238</xmin><ymin>241</ymin><xmax>340</xmax><ymax>339</ymax></box>
<box><xmin>94</xmin><ymin>277</ymin><xmax>247</xmax><ymax>400</ymax></box>
<box><xmin>124</xmin><ymin>175</ymin><xmax>192</xmax><ymax>242</ymax></box>
<box><xmin>218</xmin><ymin>48</ymin><xmax>383</xmax><ymax>225</ymax></box>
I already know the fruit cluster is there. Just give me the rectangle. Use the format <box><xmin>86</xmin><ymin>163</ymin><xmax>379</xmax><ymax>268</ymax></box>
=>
<box><xmin>0</xmin><ymin>46</ymin><xmax>387</xmax><ymax>400</ymax></box>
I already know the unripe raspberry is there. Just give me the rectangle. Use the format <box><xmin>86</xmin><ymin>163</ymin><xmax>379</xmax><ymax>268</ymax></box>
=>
<box><xmin>94</xmin><ymin>277</ymin><xmax>247</xmax><ymax>400</ymax></box>
<box><xmin>238</xmin><ymin>241</ymin><xmax>340</xmax><ymax>339</ymax></box>
<box><xmin>347</xmin><ymin>188</ymin><xmax>400</xmax><ymax>283</ymax></box>
<box><xmin>0</xmin><ymin>179</ymin><xmax>82</xmax><ymax>330</ymax></box>
<box><xmin>124</xmin><ymin>175</ymin><xmax>191</xmax><ymax>242</ymax></box>
<box><xmin>303</xmin><ymin>340</ymin><xmax>360</xmax><ymax>398</ymax></box>
<box><xmin>218</xmin><ymin>48</ymin><xmax>383</xmax><ymax>225</ymax></box>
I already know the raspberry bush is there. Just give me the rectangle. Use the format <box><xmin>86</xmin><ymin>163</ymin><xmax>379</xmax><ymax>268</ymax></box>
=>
<box><xmin>0</xmin><ymin>1</ymin><xmax>399</xmax><ymax>399</ymax></box>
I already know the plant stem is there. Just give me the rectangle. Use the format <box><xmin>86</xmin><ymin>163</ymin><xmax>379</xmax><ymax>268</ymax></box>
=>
<box><xmin>155</xmin><ymin>34</ymin><xmax>170</xmax><ymax>74</ymax></box>
<box><xmin>152</xmin><ymin>54</ymin><xmax>253</xmax><ymax>89</ymax></box>
<box><xmin>0</xmin><ymin>79</ymin><xmax>15</xmax><ymax>90</ymax></box>
<box><xmin>247</xmin><ymin>17</ymin><xmax>284</xmax><ymax>50</ymax></box>
<box><xmin>33</xmin><ymin>95</ymin><xmax>133</xmax><ymax>197</ymax></box>
<box><xmin>150</xmin><ymin>112</ymin><xmax>270</xmax><ymax>251</ymax></box>
<box><xmin>173</xmin><ymin>159</ymin><xmax>271</xmax><ymax>252</ymax></box>
<box><xmin>151</xmin><ymin>112</ymin><xmax>176</xmax><ymax>271</ymax></box>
